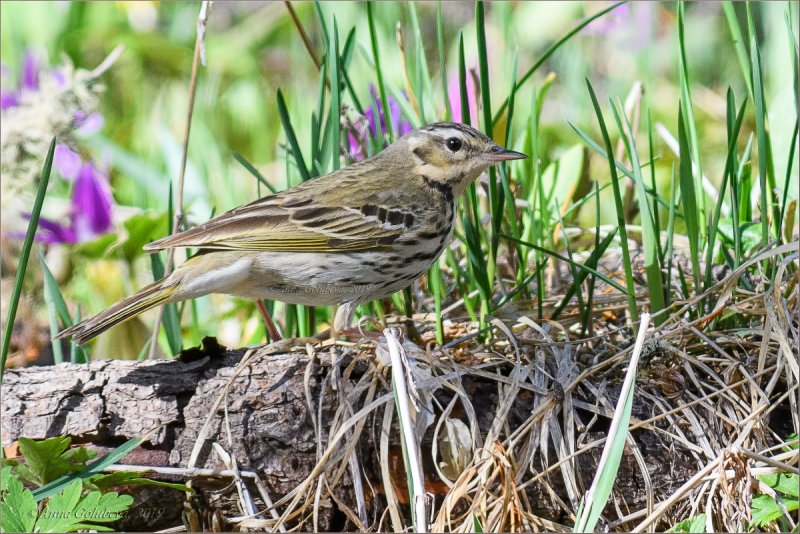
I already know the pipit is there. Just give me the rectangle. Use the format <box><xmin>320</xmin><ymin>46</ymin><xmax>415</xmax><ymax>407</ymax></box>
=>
<box><xmin>61</xmin><ymin>122</ymin><xmax>526</xmax><ymax>344</ymax></box>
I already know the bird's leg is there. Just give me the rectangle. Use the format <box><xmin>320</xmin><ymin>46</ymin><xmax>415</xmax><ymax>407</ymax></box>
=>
<box><xmin>331</xmin><ymin>301</ymin><xmax>358</xmax><ymax>340</ymax></box>
<box><xmin>256</xmin><ymin>300</ymin><xmax>282</xmax><ymax>342</ymax></box>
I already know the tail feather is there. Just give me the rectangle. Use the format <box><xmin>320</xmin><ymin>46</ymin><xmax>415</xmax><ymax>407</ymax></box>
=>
<box><xmin>59</xmin><ymin>279</ymin><xmax>178</xmax><ymax>345</ymax></box>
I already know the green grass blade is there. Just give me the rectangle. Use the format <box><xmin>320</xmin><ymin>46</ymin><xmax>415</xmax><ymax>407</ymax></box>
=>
<box><xmin>492</xmin><ymin>1</ymin><xmax>627</xmax><ymax>125</ymax></box>
<box><xmin>502</xmin><ymin>233</ymin><xmax>629</xmax><ymax>295</ymax></box>
<box><xmin>407</xmin><ymin>1</ymin><xmax>433</xmax><ymax>123</ymax></box>
<box><xmin>665</xmin><ymin>165</ymin><xmax>678</xmax><ymax>298</ymax></box>
<box><xmin>582</xmin><ymin>182</ymin><xmax>603</xmax><ymax>335</ymax></box>
<box><xmin>609</xmin><ymin>98</ymin><xmax>666</xmax><ymax>323</ymax></box>
<box><xmin>705</xmin><ymin>96</ymin><xmax>747</xmax><ymax>295</ymax></box>
<box><xmin>551</xmin><ymin>228</ymin><xmax>619</xmax><ymax>320</ymax></box>
<box><xmin>276</xmin><ymin>88</ymin><xmax>311</xmax><ymax>182</ymax></box>
<box><xmin>40</xmin><ymin>251</ymin><xmax>87</xmax><ymax>365</ymax></box>
<box><xmin>677</xmin><ymin>2</ymin><xmax>706</xmax><ymax>222</ymax></box>
<box><xmin>436</xmin><ymin>0</ymin><xmax>451</xmax><ymax>121</ymax></box>
<box><xmin>39</xmin><ymin>253</ymin><xmax>64</xmax><ymax>365</ymax></box>
<box><xmin>574</xmin><ymin>313</ymin><xmax>650</xmax><ymax>532</ymax></box>
<box><xmin>677</xmin><ymin>102</ymin><xmax>702</xmax><ymax>302</ymax></box>
<box><xmin>585</xmin><ymin>80</ymin><xmax>639</xmax><ymax>327</ymax></box>
<box><xmin>458</xmin><ymin>33</ymin><xmax>470</xmax><ymax>125</ymax></box>
<box><xmin>750</xmin><ymin>31</ymin><xmax>776</xmax><ymax>242</ymax></box>
<box><xmin>71</xmin><ymin>307</ymin><xmax>87</xmax><ymax>364</ymax></box>
<box><xmin>366</xmin><ymin>1</ymin><xmax>394</xmax><ymax>142</ymax></box>
<box><xmin>1</xmin><ymin>138</ymin><xmax>56</xmax><ymax>380</ymax></box>
<box><xmin>328</xmin><ymin>18</ymin><xmax>342</xmax><ymax>171</ymax></box>
<box><xmin>646</xmin><ymin>110</ymin><xmax>664</xmax><ymax>268</ymax></box>
<box><xmin>476</xmin><ymin>0</ymin><xmax>501</xmax><ymax>322</ymax></box>
<box><xmin>722</xmin><ymin>1</ymin><xmax>754</xmax><ymax>98</ymax></box>
<box><xmin>232</xmin><ymin>151</ymin><xmax>277</xmax><ymax>194</ymax></box>
<box><xmin>341</xmin><ymin>27</ymin><xmax>364</xmax><ymax>115</ymax></box>
<box><xmin>150</xmin><ymin>253</ymin><xmax>182</xmax><ymax>356</ymax></box>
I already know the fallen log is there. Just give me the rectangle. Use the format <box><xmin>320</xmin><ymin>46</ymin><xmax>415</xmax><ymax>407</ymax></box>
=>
<box><xmin>0</xmin><ymin>333</ymin><xmax>734</xmax><ymax>531</ymax></box>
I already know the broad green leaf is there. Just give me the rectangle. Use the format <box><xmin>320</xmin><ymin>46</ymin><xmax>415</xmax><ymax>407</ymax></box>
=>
<box><xmin>751</xmin><ymin>493</ymin><xmax>799</xmax><ymax>527</ymax></box>
<box><xmin>668</xmin><ymin>513</ymin><xmax>707</xmax><ymax>533</ymax></box>
<box><xmin>120</xmin><ymin>211</ymin><xmax>170</xmax><ymax>261</ymax></box>
<box><xmin>33</xmin><ymin>435</ymin><xmax>146</xmax><ymax>501</ymax></box>
<box><xmin>35</xmin><ymin>479</ymin><xmax>134</xmax><ymax>532</ymax></box>
<box><xmin>15</xmin><ymin>437</ymin><xmax>95</xmax><ymax>486</ymax></box>
<box><xmin>72</xmin><ymin>233</ymin><xmax>117</xmax><ymax>259</ymax></box>
<box><xmin>759</xmin><ymin>473</ymin><xmax>800</xmax><ymax>498</ymax></box>
<box><xmin>1</xmin><ymin>473</ymin><xmax>37</xmax><ymax>533</ymax></box>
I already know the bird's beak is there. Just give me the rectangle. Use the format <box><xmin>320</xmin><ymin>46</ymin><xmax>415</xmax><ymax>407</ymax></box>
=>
<box><xmin>485</xmin><ymin>145</ymin><xmax>528</xmax><ymax>162</ymax></box>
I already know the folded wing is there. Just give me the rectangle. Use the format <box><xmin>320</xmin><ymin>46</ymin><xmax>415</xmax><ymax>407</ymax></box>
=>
<box><xmin>143</xmin><ymin>193</ymin><xmax>403</xmax><ymax>253</ymax></box>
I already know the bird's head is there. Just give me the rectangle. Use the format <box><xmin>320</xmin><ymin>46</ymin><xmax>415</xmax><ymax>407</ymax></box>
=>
<box><xmin>397</xmin><ymin>122</ymin><xmax>527</xmax><ymax>195</ymax></box>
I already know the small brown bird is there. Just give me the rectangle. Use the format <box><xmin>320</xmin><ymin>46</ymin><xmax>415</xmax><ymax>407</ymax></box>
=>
<box><xmin>61</xmin><ymin>122</ymin><xmax>526</xmax><ymax>344</ymax></box>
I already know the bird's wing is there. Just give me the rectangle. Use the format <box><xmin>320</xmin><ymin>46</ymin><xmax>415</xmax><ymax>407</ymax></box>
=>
<box><xmin>143</xmin><ymin>190</ymin><xmax>411</xmax><ymax>253</ymax></box>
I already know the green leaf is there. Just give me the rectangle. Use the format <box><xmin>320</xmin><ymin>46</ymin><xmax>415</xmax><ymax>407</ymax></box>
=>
<box><xmin>120</xmin><ymin>211</ymin><xmax>170</xmax><ymax>262</ymax></box>
<box><xmin>276</xmin><ymin>88</ymin><xmax>311</xmax><ymax>182</ymax></box>
<box><xmin>86</xmin><ymin>471</ymin><xmax>192</xmax><ymax>494</ymax></box>
<box><xmin>1</xmin><ymin>472</ymin><xmax>37</xmax><ymax>533</ymax></box>
<box><xmin>751</xmin><ymin>493</ymin><xmax>799</xmax><ymax>527</ymax></box>
<box><xmin>0</xmin><ymin>466</ymin><xmax>12</xmax><ymax>493</ymax></box>
<box><xmin>35</xmin><ymin>479</ymin><xmax>133</xmax><ymax>533</ymax></box>
<box><xmin>33</xmin><ymin>435</ymin><xmax>146</xmax><ymax>501</ymax></box>
<box><xmin>15</xmin><ymin>437</ymin><xmax>95</xmax><ymax>487</ymax></box>
<box><xmin>759</xmin><ymin>473</ymin><xmax>800</xmax><ymax>498</ymax></box>
<box><xmin>72</xmin><ymin>232</ymin><xmax>117</xmax><ymax>259</ymax></box>
<box><xmin>668</xmin><ymin>513</ymin><xmax>707</xmax><ymax>533</ymax></box>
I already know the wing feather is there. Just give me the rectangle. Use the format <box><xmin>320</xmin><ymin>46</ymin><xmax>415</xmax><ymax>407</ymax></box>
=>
<box><xmin>143</xmin><ymin>192</ymin><xmax>405</xmax><ymax>253</ymax></box>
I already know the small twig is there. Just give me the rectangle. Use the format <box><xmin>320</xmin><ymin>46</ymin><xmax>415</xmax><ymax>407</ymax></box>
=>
<box><xmin>212</xmin><ymin>442</ymin><xmax>261</xmax><ymax>519</ymax></box>
<box><xmin>149</xmin><ymin>1</ymin><xmax>212</xmax><ymax>359</ymax></box>
<box><xmin>283</xmin><ymin>1</ymin><xmax>321</xmax><ymax>70</ymax></box>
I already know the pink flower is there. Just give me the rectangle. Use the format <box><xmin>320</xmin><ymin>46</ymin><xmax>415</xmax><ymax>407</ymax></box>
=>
<box><xmin>447</xmin><ymin>71</ymin><xmax>478</xmax><ymax>125</ymax></box>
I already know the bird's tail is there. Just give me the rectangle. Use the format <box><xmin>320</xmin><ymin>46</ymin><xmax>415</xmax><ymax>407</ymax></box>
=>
<box><xmin>59</xmin><ymin>278</ymin><xmax>179</xmax><ymax>345</ymax></box>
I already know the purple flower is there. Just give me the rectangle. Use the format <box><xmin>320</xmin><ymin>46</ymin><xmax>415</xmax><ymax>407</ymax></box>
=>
<box><xmin>0</xmin><ymin>91</ymin><xmax>18</xmax><ymax>110</ymax></box>
<box><xmin>347</xmin><ymin>86</ymin><xmax>413</xmax><ymax>161</ymax></box>
<box><xmin>74</xmin><ymin>111</ymin><xmax>105</xmax><ymax>136</ymax></box>
<box><xmin>54</xmin><ymin>144</ymin><xmax>82</xmax><ymax>180</ymax></box>
<box><xmin>29</xmin><ymin>216</ymin><xmax>77</xmax><ymax>245</ymax></box>
<box><xmin>72</xmin><ymin>163</ymin><xmax>113</xmax><ymax>240</ymax></box>
<box><xmin>28</xmin><ymin>163</ymin><xmax>114</xmax><ymax>245</ymax></box>
<box><xmin>22</xmin><ymin>51</ymin><xmax>39</xmax><ymax>91</ymax></box>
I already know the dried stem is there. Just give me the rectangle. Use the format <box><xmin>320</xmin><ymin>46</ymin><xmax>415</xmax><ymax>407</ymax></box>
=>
<box><xmin>148</xmin><ymin>1</ymin><xmax>212</xmax><ymax>359</ymax></box>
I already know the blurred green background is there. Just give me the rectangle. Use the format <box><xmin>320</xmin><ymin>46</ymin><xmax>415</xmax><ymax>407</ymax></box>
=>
<box><xmin>1</xmin><ymin>1</ymin><xmax>797</xmax><ymax>361</ymax></box>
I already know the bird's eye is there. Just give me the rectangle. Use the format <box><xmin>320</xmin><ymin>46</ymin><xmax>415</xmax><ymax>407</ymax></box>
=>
<box><xmin>446</xmin><ymin>137</ymin><xmax>463</xmax><ymax>152</ymax></box>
